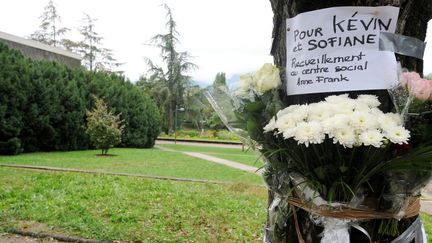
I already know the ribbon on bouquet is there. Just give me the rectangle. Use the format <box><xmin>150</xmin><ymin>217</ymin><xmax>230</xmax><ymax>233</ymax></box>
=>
<box><xmin>285</xmin><ymin>172</ymin><xmax>423</xmax><ymax>243</ymax></box>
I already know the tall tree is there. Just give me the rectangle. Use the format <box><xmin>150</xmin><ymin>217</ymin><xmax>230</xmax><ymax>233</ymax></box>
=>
<box><xmin>268</xmin><ymin>0</ymin><xmax>432</xmax><ymax>242</ymax></box>
<box><xmin>213</xmin><ymin>72</ymin><xmax>227</xmax><ymax>89</ymax></box>
<box><xmin>30</xmin><ymin>0</ymin><xmax>70</xmax><ymax>47</ymax></box>
<box><xmin>145</xmin><ymin>4</ymin><xmax>197</xmax><ymax>133</ymax></box>
<box><xmin>77</xmin><ymin>13</ymin><xmax>121</xmax><ymax>72</ymax></box>
<box><xmin>137</xmin><ymin>74</ymin><xmax>171</xmax><ymax>132</ymax></box>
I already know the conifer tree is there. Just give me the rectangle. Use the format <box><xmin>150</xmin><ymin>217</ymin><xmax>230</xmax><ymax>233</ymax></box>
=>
<box><xmin>145</xmin><ymin>4</ymin><xmax>197</xmax><ymax>133</ymax></box>
<box><xmin>30</xmin><ymin>0</ymin><xmax>70</xmax><ymax>47</ymax></box>
<box><xmin>77</xmin><ymin>13</ymin><xmax>121</xmax><ymax>72</ymax></box>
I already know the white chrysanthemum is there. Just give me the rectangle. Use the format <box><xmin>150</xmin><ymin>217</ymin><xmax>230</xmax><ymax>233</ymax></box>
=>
<box><xmin>274</xmin><ymin>114</ymin><xmax>297</xmax><ymax>133</ymax></box>
<box><xmin>290</xmin><ymin>105</ymin><xmax>309</xmax><ymax>122</ymax></box>
<box><xmin>270</xmin><ymin>93</ymin><xmax>410</xmax><ymax>148</ymax></box>
<box><xmin>277</xmin><ymin>105</ymin><xmax>300</xmax><ymax>117</ymax></box>
<box><xmin>383</xmin><ymin>126</ymin><xmax>410</xmax><ymax>144</ymax></box>
<box><xmin>264</xmin><ymin>117</ymin><xmax>277</xmax><ymax>133</ymax></box>
<box><xmin>325</xmin><ymin>94</ymin><xmax>351</xmax><ymax>104</ymax></box>
<box><xmin>377</xmin><ymin>114</ymin><xmax>398</xmax><ymax>131</ymax></box>
<box><xmin>332</xmin><ymin>125</ymin><xmax>357</xmax><ymax>148</ymax></box>
<box><xmin>350</xmin><ymin>111</ymin><xmax>379</xmax><ymax>131</ymax></box>
<box><xmin>359</xmin><ymin>129</ymin><xmax>384</xmax><ymax>148</ymax></box>
<box><xmin>356</xmin><ymin>95</ymin><xmax>380</xmax><ymax>108</ymax></box>
<box><xmin>386</xmin><ymin>113</ymin><xmax>403</xmax><ymax>126</ymax></box>
<box><xmin>370</xmin><ymin>107</ymin><xmax>385</xmax><ymax>116</ymax></box>
<box><xmin>340</xmin><ymin>99</ymin><xmax>356</xmax><ymax>112</ymax></box>
<box><xmin>294</xmin><ymin>121</ymin><xmax>324</xmax><ymax>147</ymax></box>
<box><xmin>308</xmin><ymin>102</ymin><xmax>333</xmax><ymax>121</ymax></box>
<box><xmin>322</xmin><ymin>114</ymin><xmax>350</xmax><ymax>135</ymax></box>
<box><xmin>353</xmin><ymin>102</ymin><xmax>370</xmax><ymax>112</ymax></box>
<box><xmin>325</xmin><ymin>103</ymin><xmax>352</xmax><ymax>116</ymax></box>
<box><xmin>282</xmin><ymin>128</ymin><xmax>297</xmax><ymax>139</ymax></box>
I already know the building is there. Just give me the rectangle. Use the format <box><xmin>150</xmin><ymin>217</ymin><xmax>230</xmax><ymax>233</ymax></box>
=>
<box><xmin>0</xmin><ymin>31</ymin><xmax>81</xmax><ymax>68</ymax></box>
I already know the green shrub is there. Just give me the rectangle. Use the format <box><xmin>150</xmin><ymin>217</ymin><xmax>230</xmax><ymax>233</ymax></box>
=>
<box><xmin>86</xmin><ymin>97</ymin><xmax>124</xmax><ymax>155</ymax></box>
<box><xmin>215</xmin><ymin>130</ymin><xmax>239</xmax><ymax>141</ymax></box>
<box><xmin>177</xmin><ymin>130</ymin><xmax>200</xmax><ymax>138</ymax></box>
<box><xmin>0</xmin><ymin>42</ymin><xmax>161</xmax><ymax>154</ymax></box>
<box><xmin>0</xmin><ymin>137</ymin><xmax>22</xmax><ymax>155</ymax></box>
<box><xmin>200</xmin><ymin>130</ymin><xmax>216</xmax><ymax>139</ymax></box>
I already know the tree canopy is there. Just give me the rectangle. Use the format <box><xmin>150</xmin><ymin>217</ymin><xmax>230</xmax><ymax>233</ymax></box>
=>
<box><xmin>143</xmin><ymin>4</ymin><xmax>197</xmax><ymax>133</ymax></box>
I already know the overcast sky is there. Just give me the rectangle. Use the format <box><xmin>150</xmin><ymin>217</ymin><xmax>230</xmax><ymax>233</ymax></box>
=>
<box><xmin>0</xmin><ymin>1</ymin><xmax>431</xmax><ymax>85</ymax></box>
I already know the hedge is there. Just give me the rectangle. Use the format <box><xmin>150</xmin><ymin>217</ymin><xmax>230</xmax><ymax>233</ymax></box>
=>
<box><xmin>0</xmin><ymin>42</ymin><xmax>160</xmax><ymax>154</ymax></box>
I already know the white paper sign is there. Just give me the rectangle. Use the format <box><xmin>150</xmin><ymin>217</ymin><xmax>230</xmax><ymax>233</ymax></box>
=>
<box><xmin>286</xmin><ymin>6</ymin><xmax>399</xmax><ymax>95</ymax></box>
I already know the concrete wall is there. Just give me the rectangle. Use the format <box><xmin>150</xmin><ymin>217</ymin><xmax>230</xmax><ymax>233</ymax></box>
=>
<box><xmin>0</xmin><ymin>31</ymin><xmax>81</xmax><ymax>68</ymax></box>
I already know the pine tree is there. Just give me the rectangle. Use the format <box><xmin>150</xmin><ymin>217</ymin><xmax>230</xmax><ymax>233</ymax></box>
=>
<box><xmin>77</xmin><ymin>13</ymin><xmax>121</xmax><ymax>72</ymax></box>
<box><xmin>30</xmin><ymin>0</ymin><xmax>70</xmax><ymax>47</ymax></box>
<box><xmin>145</xmin><ymin>4</ymin><xmax>197</xmax><ymax>133</ymax></box>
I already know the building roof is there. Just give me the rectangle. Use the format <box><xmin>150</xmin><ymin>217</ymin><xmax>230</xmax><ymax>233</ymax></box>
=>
<box><xmin>0</xmin><ymin>30</ymin><xmax>81</xmax><ymax>60</ymax></box>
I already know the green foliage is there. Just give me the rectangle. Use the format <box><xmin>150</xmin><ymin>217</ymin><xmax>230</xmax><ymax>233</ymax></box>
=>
<box><xmin>0</xmin><ymin>138</ymin><xmax>22</xmax><ymax>155</ymax></box>
<box><xmin>143</xmin><ymin>4</ymin><xmax>197</xmax><ymax>134</ymax></box>
<box><xmin>215</xmin><ymin>130</ymin><xmax>239</xmax><ymax>141</ymax></box>
<box><xmin>213</xmin><ymin>72</ymin><xmax>227</xmax><ymax>89</ymax></box>
<box><xmin>76</xmin><ymin>13</ymin><xmax>121</xmax><ymax>72</ymax></box>
<box><xmin>86</xmin><ymin>97</ymin><xmax>124</xmax><ymax>155</ymax></box>
<box><xmin>207</xmin><ymin>113</ymin><xmax>225</xmax><ymax>129</ymax></box>
<box><xmin>0</xmin><ymin>42</ymin><xmax>160</xmax><ymax>154</ymax></box>
<box><xmin>161</xmin><ymin>129</ymin><xmax>240</xmax><ymax>142</ymax></box>
<box><xmin>29</xmin><ymin>0</ymin><xmax>71</xmax><ymax>47</ymax></box>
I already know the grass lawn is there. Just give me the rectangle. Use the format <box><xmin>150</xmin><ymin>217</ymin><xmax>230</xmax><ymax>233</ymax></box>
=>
<box><xmin>423</xmin><ymin>214</ymin><xmax>432</xmax><ymax>242</ymax></box>
<box><xmin>158</xmin><ymin>144</ymin><xmax>264</xmax><ymax>167</ymax></box>
<box><xmin>0</xmin><ymin>168</ymin><xmax>267</xmax><ymax>242</ymax></box>
<box><xmin>0</xmin><ymin>148</ymin><xmax>262</xmax><ymax>184</ymax></box>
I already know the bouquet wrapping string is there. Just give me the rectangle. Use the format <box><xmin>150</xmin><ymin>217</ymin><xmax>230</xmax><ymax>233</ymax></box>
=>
<box><xmin>205</xmin><ymin>63</ymin><xmax>432</xmax><ymax>243</ymax></box>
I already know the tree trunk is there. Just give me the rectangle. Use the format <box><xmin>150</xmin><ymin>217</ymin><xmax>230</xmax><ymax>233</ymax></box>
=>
<box><xmin>268</xmin><ymin>1</ymin><xmax>431</xmax><ymax>242</ymax></box>
<box><xmin>168</xmin><ymin>100</ymin><xmax>175</xmax><ymax>134</ymax></box>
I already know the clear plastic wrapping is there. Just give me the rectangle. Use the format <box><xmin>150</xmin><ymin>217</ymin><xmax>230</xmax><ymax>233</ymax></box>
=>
<box><xmin>205</xmin><ymin>63</ymin><xmax>431</xmax><ymax>243</ymax></box>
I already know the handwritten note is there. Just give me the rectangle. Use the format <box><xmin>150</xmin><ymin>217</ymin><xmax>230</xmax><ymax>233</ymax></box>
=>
<box><xmin>286</xmin><ymin>6</ymin><xmax>399</xmax><ymax>95</ymax></box>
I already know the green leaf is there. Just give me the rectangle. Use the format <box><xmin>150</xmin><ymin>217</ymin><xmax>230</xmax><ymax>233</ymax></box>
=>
<box><xmin>244</xmin><ymin>101</ymin><xmax>264</xmax><ymax>112</ymax></box>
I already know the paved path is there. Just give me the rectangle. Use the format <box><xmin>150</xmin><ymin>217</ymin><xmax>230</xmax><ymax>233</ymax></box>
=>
<box><xmin>155</xmin><ymin>143</ymin><xmax>263</xmax><ymax>176</ymax></box>
<box><xmin>156</xmin><ymin>141</ymin><xmax>432</xmax><ymax>215</ymax></box>
<box><xmin>183</xmin><ymin>152</ymin><xmax>263</xmax><ymax>175</ymax></box>
<box><xmin>421</xmin><ymin>183</ymin><xmax>432</xmax><ymax>215</ymax></box>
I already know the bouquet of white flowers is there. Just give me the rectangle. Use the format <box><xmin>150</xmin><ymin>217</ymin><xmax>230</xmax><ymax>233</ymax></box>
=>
<box><xmin>205</xmin><ymin>63</ymin><xmax>432</xmax><ymax>243</ymax></box>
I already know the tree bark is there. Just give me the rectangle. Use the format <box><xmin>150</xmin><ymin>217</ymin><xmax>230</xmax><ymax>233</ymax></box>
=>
<box><xmin>268</xmin><ymin>1</ymin><xmax>432</xmax><ymax>242</ymax></box>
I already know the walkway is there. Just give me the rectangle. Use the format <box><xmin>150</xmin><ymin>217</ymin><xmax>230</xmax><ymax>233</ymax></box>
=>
<box><xmin>184</xmin><ymin>152</ymin><xmax>262</xmax><ymax>175</ymax></box>
<box><xmin>155</xmin><ymin>142</ymin><xmax>263</xmax><ymax>176</ymax></box>
<box><xmin>156</xmin><ymin>140</ymin><xmax>432</xmax><ymax>215</ymax></box>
